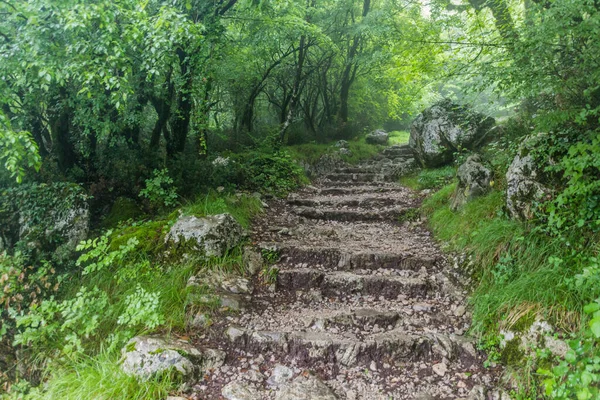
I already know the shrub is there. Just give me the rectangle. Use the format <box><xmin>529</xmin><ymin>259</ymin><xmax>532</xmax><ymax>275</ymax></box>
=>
<box><xmin>0</xmin><ymin>182</ymin><xmax>89</xmax><ymax>259</ymax></box>
<box><xmin>138</xmin><ymin>169</ymin><xmax>178</xmax><ymax>211</ymax></box>
<box><xmin>232</xmin><ymin>150</ymin><xmax>306</xmax><ymax>196</ymax></box>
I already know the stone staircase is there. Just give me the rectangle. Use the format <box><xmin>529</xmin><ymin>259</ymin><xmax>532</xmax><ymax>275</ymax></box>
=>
<box><xmin>194</xmin><ymin>145</ymin><xmax>501</xmax><ymax>400</ymax></box>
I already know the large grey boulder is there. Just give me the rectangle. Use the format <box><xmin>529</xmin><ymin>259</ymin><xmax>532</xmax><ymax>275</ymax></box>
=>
<box><xmin>451</xmin><ymin>155</ymin><xmax>492</xmax><ymax>210</ymax></box>
<box><xmin>121</xmin><ymin>336</ymin><xmax>225</xmax><ymax>381</ymax></box>
<box><xmin>166</xmin><ymin>213</ymin><xmax>244</xmax><ymax>257</ymax></box>
<box><xmin>366</xmin><ymin>129</ymin><xmax>389</xmax><ymax>145</ymax></box>
<box><xmin>275</xmin><ymin>375</ymin><xmax>338</xmax><ymax>400</ymax></box>
<box><xmin>410</xmin><ymin>99</ymin><xmax>495</xmax><ymax>167</ymax></box>
<box><xmin>506</xmin><ymin>135</ymin><xmax>549</xmax><ymax>220</ymax></box>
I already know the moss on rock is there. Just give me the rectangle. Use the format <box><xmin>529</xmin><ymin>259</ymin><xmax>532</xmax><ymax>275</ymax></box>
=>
<box><xmin>101</xmin><ymin>197</ymin><xmax>144</xmax><ymax>229</ymax></box>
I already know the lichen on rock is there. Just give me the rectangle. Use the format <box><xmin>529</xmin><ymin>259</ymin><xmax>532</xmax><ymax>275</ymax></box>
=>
<box><xmin>451</xmin><ymin>154</ymin><xmax>492</xmax><ymax>210</ymax></box>
<box><xmin>165</xmin><ymin>213</ymin><xmax>244</xmax><ymax>257</ymax></box>
<box><xmin>121</xmin><ymin>335</ymin><xmax>225</xmax><ymax>382</ymax></box>
<box><xmin>410</xmin><ymin>99</ymin><xmax>495</xmax><ymax>167</ymax></box>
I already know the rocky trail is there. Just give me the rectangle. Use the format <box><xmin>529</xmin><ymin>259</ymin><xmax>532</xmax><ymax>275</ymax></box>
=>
<box><xmin>193</xmin><ymin>145</ymin><xmax>503</xmax><ymax>400</ymax></box>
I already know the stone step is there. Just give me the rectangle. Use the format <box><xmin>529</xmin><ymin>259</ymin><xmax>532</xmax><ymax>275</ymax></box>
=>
<box><xmin>316</xmin><ymin>186</ymin><xmax>409</xmax><ymax>196</ymax></box>
<box><xmin>269</xmin><ymin>245</ymin><xmax>437</xmax><ymax>271</ymax></box>
<box><xmin>323</xmin><ymin>173</ymin><xmax>393</xmax><ymax>183</ymax></box>
<box><xmin>276</xmin><ymin>268</ymin><xmax>433</xmax><ymax>299</ymax></box>
<box><xmin>382</xmin><ymin>145</ymin><xmax>414</xmax><ymax>155</ymax></box>
<box><xmin>225</xmin><ymin>326</ymin><xmax>467</xmax><ymax>367</ymax></box>
<box><xmin>333</xmin><ymin>167</ymin><xmax>379</xmax><ymax>174</ymax></box>
<box><xmin>287</xmin><ymin>196</ymin><xmax>411</xmax><ymax>208</ymax></box>
<box><xmin>292</xmin><ymin>206</ymin><xmax>406</xmax><ymax>221</ymax></box>
<box><xmin>239</xmin><ymin>289</ymin><xmax>467</xmax><ymax>336</ymax></box>
<box><xmin>319</xmin><ymin>179</ymin><xmax>399</xmax><ymax>188</ymax></box>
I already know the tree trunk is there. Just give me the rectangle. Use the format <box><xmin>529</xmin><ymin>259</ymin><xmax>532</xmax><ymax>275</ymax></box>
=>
<box><xmin>279</xmin><ymin>35</ymin><xmax>307</xmax><ymax>142</ymax></box>
<box><xmin>49</xmin><ymin>89</ymin><xmax>76</xmax><ymax>172</ymax></box>
<box><xmin>337</xmin><ymin>0</ymin><xmax>370</xmax><ymax>123</ymax></box>
<box><xmin>168</xmin><ymin>48</ymin><xmax>193</xmax><ymax>156</ymax></box>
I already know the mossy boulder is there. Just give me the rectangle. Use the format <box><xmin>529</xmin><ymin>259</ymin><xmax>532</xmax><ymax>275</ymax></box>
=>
<box><xmin>410</xmin><ymin>99</ymin><xmax>495</xmax><ymax>167</ymax></box>
<box><xmin>165</xmin><ymin>213</ymin><xmax>244</xmax><ymax>257</ymax></box>
<box><xmin>109</xmin><ymin>220</ymin><xmax>168</xmax><ymax>255</ymax></box>
<box><xmin>506</xmin><ymin>133</ymin><xmax>551</xmax><ymax>220</ymax></box>
<box><xmin>101</xmin><ymin>197</ymin><xmax>143</xmax><ymax>229</ymax></box>
<box><xmin>121</xmin><ymin>335</ymin><xmax>225</xmax><ymax>382</ymax></box>
<box><xmin>365</xmin><ymin>129</ymin><xmax>389</xmax><ymax>145</ymax></box>
<box><xmin>500</xmin><ymin>319</ymin><xmax>568</xmax><ymax>362</ymax></box>
<box><xmin>451</xmin><ymin>155</ymin><xmax>493</xmax><ymax>210</ymax></box>
<box><xmin>3</xmin><ymin>183</ymin><xmax>90</xmax><ymax>254</ymax></box>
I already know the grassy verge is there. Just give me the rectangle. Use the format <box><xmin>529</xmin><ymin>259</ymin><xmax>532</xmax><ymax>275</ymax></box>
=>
<box><xmin>6</xmin><ymin>192</ymin><xmax>264</xmax><ymax>400</ymax></box>
<box><xmin>416</xmin><ymin>166</ymin><xmax>600</xmax><ymax>398</ymax></box>
<box><xmin>389</xmin><ymin>130</ymin><xmax>410</xmax><ymax>145</ymax></box>
<box><xmin>28</xmin><ymin>354</ymin><xmax>177</xmax><ymax>400</ymax></box>
<box><xmin>286</xmin><ymin>135</ymin><xmax>383</xmax><ymax>166</ymax></box>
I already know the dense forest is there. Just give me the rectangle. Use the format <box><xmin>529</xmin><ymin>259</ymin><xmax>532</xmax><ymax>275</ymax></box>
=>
<box><xmin>1</xmin><ymin>0</ymin><xmax>600</xmax><ymax>399</ymax></box>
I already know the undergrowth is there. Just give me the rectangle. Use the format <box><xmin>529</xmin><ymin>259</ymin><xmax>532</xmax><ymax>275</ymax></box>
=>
<box><xmin>2</xmin><ymin>191</ymin><xmax>264</xmax><ymax>399</ymax></box>
<box><xmin>400</xmin><ymin>166</ymin><xmax>456</xmax><ymax>190</ymax></box>
<box><xmin>287</xmin><ymin>135</ymin><xmax>382</xmax><ymax>165</ymax></box>
<box><xmin>27</xmin><ymin>353</ymin><xmax>177</xmax><ymax>400</ymax></box>
<box><xmin>419</xmin><ymin>166</ymin><xmax>600</xmax><ymax>398</ymax></box>
<box><xmin>388</xmin><ymin>130</ymin><xmax>410</xmax><ymax>145</ymax></box>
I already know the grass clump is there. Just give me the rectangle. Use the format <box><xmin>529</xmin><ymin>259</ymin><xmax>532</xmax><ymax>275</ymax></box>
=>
<box><xmin>286</xmin><ymin>135</ymin><xmax>382</xmax><ymax>166</ymax></box>
<box><xmin>422</xmin><ymin>183</ymin><xmax>598</xmax><ymax>334</ymax></box>
<box><xmin>388</xmin><ymin>130</ymin><xmax>410</xmax><ymax>145</ymax></box>
<box><xmin>181</xmin><ymin>192</ymin><xmax>263</xmax><ymax>229</ymax></box>
<box><xmin>401</xmin><ymin>166</ymin><xmax>456</xmax><ymax>190</ymax></box>
<box><xmin>29</xmin><ymin>353</ymin><xmax>178</xmax><ymax>400</ymax></box>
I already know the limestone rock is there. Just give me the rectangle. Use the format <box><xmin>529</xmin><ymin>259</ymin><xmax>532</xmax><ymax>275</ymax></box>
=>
<box><xmin>338</xmin><ymin>148</ymin><xmax>353</xmax><ymax>157</ymax></box>
<box><xmin>165</xmin><ymin>213</ymin><xmax>244</xmax><ymax>257</ymax></box>
<box><xmin>500</xmin><ymin>319</ymin><xmax>568</xmax><ymax>359</ymax></box>
<box><xmin>275</xmin><ymin>375</ymin><xmax>338</xmax><ymax>400</ymax></box>
<box><xmin>14</xmin><ymin>183</ymin><xmax>90</xmax><ymax>252</ymax></box>
<box><xmin>410</xmin><ymin>99</ymin><xmax>495</xmax><ymax>167</ymax></box>
<box><xmin>335</xmin><ymin>140</ymin><xmax>349</xmax><ymax>148</ymax></box>
<box><xmin>188</xmin><ymin>313</ymin><xmax>211</xmax><ymax>329</ymax></box>
<box><xmin>366</xmin><ymin>129</ymin><xmax>389</xmax><ymax>145</ymax></box>
<box><xmin>218</xmin><ymin>276</ymin><xmax>254</xmax><ymax>295</ymax></box>
<box><xmin>506</xmin><ymin>138</ymin><xmax>549</xmax><ymax>220</ymax></box>
<box><xmin>226</xmin><ymin>326</ymin><xmax>246</xmax><ymax>342</ymax></box>
<box><xmin>302</xmin><ymin>153</ymin><xmax>347</xmax><ymax>177</ymax></box>
<box><xmin>432</xmin><ymin>362</ymin><xmax>447</xmax><ymax>377</ymax></box>
<box><xmin>243</xmin><ymin>246</ymin><xmax>264</xmax><ymax>276</ymax></box>
<box><xmin>121</xmin><ymin>336</ymin><xmax>224</xmax><ymax>381</ymax></box>
<box><xmin>451</xmin><ymin>155</ymin><xmax>492</xmax><ymax>210</ymax></box>
<box><xmin>221</xmin><ymin>381</ymin><xmax>261</xmax><ymax>400</ymax></box>
<box><xmin>267</xmin><ymin>364</ymin><xmax>294</xmax><ymax>387</ymax></box>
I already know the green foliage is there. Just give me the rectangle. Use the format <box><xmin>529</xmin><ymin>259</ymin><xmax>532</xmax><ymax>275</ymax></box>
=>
<box><xmin>401</xmin><ymin>166</ymin><xmax>456</xmax><ymax>190</ymax></box>
<box><xmin>100</xmin><ymin>198</ymin><xmax>144</xmax><ymax>230</ymax></box>
<box><xmin>388</xmin><ymin>131</ymin><xmax>410</xmax><ymax>146</ymax></box>
<box><xmin>0</xmin><ymin>252</ymin><xmax>61</xmax><ymax>341</ymax></box>
<box><xmin>139</xmin><ymin>169</ymin><xmax>178</xmax><ymax>211</ymax></box>
<box><xmin>421</xmin><ymin>182</ymin><xmax>599</xmax><ymax>332</ymax></box>
<box><xmin>0</xmin><ymin>112</ymin><xmax>41</xmax><ymax>184</ymax></box>
<box><xmin>108</xmin><ymin>220</ymin><xmax>168</xmax><ymax>256</ymax></box>
<box><xmin>546</xmin><ymin>132</ymin><xmax>600</xmax><ymax>234</ymax></box>
<box><xmin>27</xmin><ymin>353</ymin><xmax>177</xmax><ymax>400</ymax></box>
<box><xmin>182</xmin><ymin>193</ymin><xmax>263</xmax><ymax>229</ymax></box>
<box><xmin>233</xmin><ymin>151</ymin><xmax>306</xmax><ymax>197</ymax></box>
<box><xmin>13</xmin><ymin>232</ymin><xmax>165</xmax><ymax>357</ymax></box>
<box><xmin>538</xmin><ymin>298</ymin><xmax>600</xmax><ymax>400</ymax></box>
<box><xmin>286</xmin><ymin>136</ymin><xmax>382</xmax><ymax>166</ymax></box>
